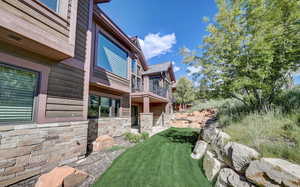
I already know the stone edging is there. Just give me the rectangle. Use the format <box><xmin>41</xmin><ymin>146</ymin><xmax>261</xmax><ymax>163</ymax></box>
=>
<box><xmin>191</xmin><ymin>126</ymin><xmax>300</xmax><ymax>187</ymax></box>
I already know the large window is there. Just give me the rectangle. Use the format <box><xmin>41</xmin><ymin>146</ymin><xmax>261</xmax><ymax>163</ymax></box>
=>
<box><xmin>131</xmin><ymin>60</ymin><xmax>137</xmax><ymax>74</ymax></box>
<box><xmin>0</xmin><ymin>64</ymin><xmax>39</xmax><ymax>123</ymax></box>
<box><xmin>88</xmin><ymin>95</ymin><xmax>121</xmax><ymax>118</ymax></box>
<box><xmin>38</xmin><ymin>0</ymin><xmax>60</xmax><ymax>12</ymax></box>
<box><xmin>96</xmin><ymin>33</ymin><xmax>128</xmax><ymax>78</ymax></box>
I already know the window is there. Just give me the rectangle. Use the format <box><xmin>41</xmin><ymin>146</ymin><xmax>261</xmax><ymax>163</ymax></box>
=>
<box><xmin>38</xmin><ymin>0</ymin><xmax>60</xmax><ymax>12</ymax></box>
<box><xmin>137</xmin><ymin>65</ymin><xmax>141</xmax><ymax>76</ymax></box>
<box><xmin>131</xmin><ymin>60</ymin><xmax>137</xmax><ymax>74</ymax></box>
<box><xmin>131</xmin><ymin>75</ymin><xmax>136</xmax><ymax>89</ymax></box>
<box><xmin>88</xmin><ymin>95</ymin><xmax>121</xmax><ymax>118</ymax></box>
<box><xmin>0</xmin><ymin>64</ymin><xmax>39</xmax><ymax>123</ymax></box>
<box><xmin>96</xmin><ymin>33</ymin><xmax>128</xmax><ymax>78</ymax></box>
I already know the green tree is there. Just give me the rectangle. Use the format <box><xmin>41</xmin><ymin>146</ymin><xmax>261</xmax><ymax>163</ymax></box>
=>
<box><xmin>182</xmin><ymin>0</ymin><xmax>300</xmax><ymax>111</ymax></box>
<box><xmin>173</xmin><ymin>77</ymin><xmax>195</xmax><ymax>110</ymax></box>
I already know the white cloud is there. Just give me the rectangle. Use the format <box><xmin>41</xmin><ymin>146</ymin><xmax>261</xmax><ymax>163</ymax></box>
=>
<box><xmin>187</xmin><ymin>66</ymin><xmax>202</xmax><ymax>76</ymax></box>
<box><xmin>138</xmin><ymin>33</ymin><xmax>176</xmax><ymax>60</ymax></box>
<box><xmin>171</xmin><ymin>61</ymin><xmax>180</xmax><ymax>72</ymax></box>
<box><xmin>174</xmin><ymin>66</ymin><xmax>180</xmax><ymax>72</ymax></box>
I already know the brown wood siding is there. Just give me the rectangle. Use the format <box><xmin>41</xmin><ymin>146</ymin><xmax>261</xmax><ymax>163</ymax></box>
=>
<box><xmin>0</xmin><ymin>0</ymin><xmax>69</xmax><ymax>38</ymax></box>
<box><xmin>46</xmin><ymin>63</ymin><xmax>84</xmax><ymax>118</ymax></box>
<box><xmin>74</xmin><ymin>0</ymin><xmax>89</xmax><ymax>62</ymax></box>
<box><xmin>93</xmin><ymin>69</ymin><xmax>130</xmax><ymax>89</ymax></box>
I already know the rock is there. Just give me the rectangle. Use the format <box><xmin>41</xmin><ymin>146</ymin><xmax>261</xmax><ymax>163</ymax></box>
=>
<box><xmin>35</xmin><ymin>166</ymin><xmax>88</xmax><ymax>187</ymax></box>
<box><xmin>215</xmin><ymin>168</ymin><xmax>255</xmax><ymax>187</ymax></box>
<box><xmin>92</xmin><ymin>135</ymin><xmax>116</xmax><ymax>152</ymax></box>
<box><xmin>191</xmin><ymin>140</ymin><xmax>208</xmax><ymax>159</ymax></box>
<box><xmin>201</xmin><ymin>128</ymin><xmax>230</xmax><ymax>147</ymax></box>
<box><xmin>201</xmin><ymin>128</ymin><xmax>231</xmax><ymax>161</ymax></box>
<box><xmin>63</xmin><ymin>170</ymin><xmax>89</xmax><ymax>187</ymax></box>
<box><xmin>246</xmin><ymin>158</ymin><xmax>300</xmax><ymax>187</ymax></box>
<box><xmin>224</xmin><ymin>142</ymin><xmax>260</xmax><ymax>173</ymax></box>
<box><xmin>203</xmin><ymin>151</ymin><xmax>223</xmax><ymax>181</ymax></box>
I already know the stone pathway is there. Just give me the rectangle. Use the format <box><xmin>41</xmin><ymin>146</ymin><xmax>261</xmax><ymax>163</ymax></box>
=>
<box><xmin>69</xmin><ymin>136</ymin><xmax>134</xmax><ymax>187</ymax></box>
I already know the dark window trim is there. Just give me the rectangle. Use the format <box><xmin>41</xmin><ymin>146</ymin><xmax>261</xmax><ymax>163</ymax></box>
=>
<box><xmin>0</xmin><ymin>63</ymin><xmax>40</xmax><ymax>124</ymax></box>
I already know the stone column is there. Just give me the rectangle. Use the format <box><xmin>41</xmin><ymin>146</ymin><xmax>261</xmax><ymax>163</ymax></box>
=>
<box><xmin>143</xmin><ymin>96</ymin><xmax>150</xmax><ymax>113</ymax></box>
<box><xmin>143</xmin><ymin>75</ymin><xmax>149</xmax><ymax>92</ymax></box>
<box><xmin>140</xmin><ymin>113</ymin><xmax>153</xmax><ymax>133</ymax></box>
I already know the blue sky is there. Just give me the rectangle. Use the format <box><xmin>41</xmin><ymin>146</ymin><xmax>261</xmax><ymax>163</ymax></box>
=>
<box><xmin>100</xmin><ymin>0</ymin><xmax>300</xmax><ymax>85</ymax></box>
<box><xmin>100</xmin><ymin>0</ymin><xmax>217</xmax><ymax>80</ymax></box>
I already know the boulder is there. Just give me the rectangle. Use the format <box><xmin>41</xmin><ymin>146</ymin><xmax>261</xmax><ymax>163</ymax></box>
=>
<box><xmin>201</xmin><ymin>128</ymin><xmax>231</xmax><ymax>161</ymax></box>
<box><xmin>246</xmin><ymin>158</ymin><xmax>300</xmax><ymax>187</ymax></box>
<box><xmin>191</xmin><ymin>140</ymin><xmax>208</xmax><ymax>160</ymax></box>
<box><xmin>224</xmin><ymin>142</ymin><xmax>260</xmax><ymax>173</ymax></box>
<box><xmin>201</xmin><ymin>128</ymin><xmax>230</xmax><ymax>147</ymax></box>
<box><xmin>203</xmin><ymin>151</ymin><xmax>223</xmax><ymax>181</ymax></box>
<box><xmin>92</xmin><ymin>135</ymin><xmax>116</xmax><ymax>152</ymax></box>
<box><xmin>215</xmin><ymin>168</ymin><xmax>255</xmax><ymax>187</ymax></box>
<box><xmin>35</xmin><ymin>166</ymin><xmax>88</xmax><ymax>187</ymax></box>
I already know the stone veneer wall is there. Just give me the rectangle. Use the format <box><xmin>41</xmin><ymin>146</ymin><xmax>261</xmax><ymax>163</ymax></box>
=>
<box><xmin>140</xmin><ymin>113</ymin><xmax>153</xmax><ymax>133</ymax></box>
<box><xmin>87</xmin><ymin>118</ymin><xmax>130</xmax><ymax>151</ymax></box>
<box><xmin>0</xmin><ymin>121</ymin><xmax>88</xmax><ymax>186</ymax></box>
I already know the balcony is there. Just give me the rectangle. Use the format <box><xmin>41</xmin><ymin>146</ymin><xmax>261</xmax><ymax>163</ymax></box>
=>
<box><xmin>149</xmin><ymin>87</ymin><xmax>167</xmax><ymax>98</ymax></box>
<box><xmin>132</xmin><ymin>86</ymin><xmax>144</xmax><ymax>93</ymax></box>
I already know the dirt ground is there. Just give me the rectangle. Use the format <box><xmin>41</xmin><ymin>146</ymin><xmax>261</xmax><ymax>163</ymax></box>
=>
<box><xmin>170</xmin><ymin>109</ymin><xmax>216</xmax><ymax>129</ymax></box>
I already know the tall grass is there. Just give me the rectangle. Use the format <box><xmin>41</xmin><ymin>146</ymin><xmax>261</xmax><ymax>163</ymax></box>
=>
<box><xmin>193</xmin><ymin>87</ymin><xmax>300</xmax><ymax>164</ymax></box>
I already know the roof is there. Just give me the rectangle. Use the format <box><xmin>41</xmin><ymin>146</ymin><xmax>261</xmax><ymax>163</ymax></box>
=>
<box><xmin>143</xmin><ymin>62</ymin><xmax>176</xmax><ymax>82</ymax></box>
<box><xmin>94</xmin><ymin>0</ymin><xmax>111</xmax><ymax>3</ymax></box>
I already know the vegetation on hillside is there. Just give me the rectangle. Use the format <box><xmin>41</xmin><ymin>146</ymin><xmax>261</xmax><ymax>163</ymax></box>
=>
<box><xmin>182</xmin><ymin>0</ymin><xmax>300</xmax><ymax>111</ymax></box>
<box><xmin>173</xmin><ymin>77</ymin><xmax>196</xmax><ymax>110</ymax></box>
<box><xmin>190</xmin><ymin>87</ymin><xmax>300</xmax><ymax>164</ymax></box>
<box><xmin>94</xmin><ymin>128</ymin><xmax>212</xmax><ymax>187</ymax></box>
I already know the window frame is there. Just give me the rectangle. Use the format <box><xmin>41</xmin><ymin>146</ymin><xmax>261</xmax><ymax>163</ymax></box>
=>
<box><xmin>88</xmin><ymin>94</ymin><xmax>121</xmax><ymax>119</ymax></box>
<box><xmin>0</xmin><ymin>63</ymin><xmax>40</xmax><ymax>124</ymax></box>
<box><xmin>37</xmin><ymin>0</ymin><xmax>60</xmax><ymax>13</ymax></box>
<box><xmin>94</xmin><ymin>30</ymin><xmax>129</xmax><ymax>79</ymax></box>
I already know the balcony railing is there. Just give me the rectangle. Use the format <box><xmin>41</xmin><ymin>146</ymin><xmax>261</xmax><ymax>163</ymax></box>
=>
<box><xmin>150</xmin><ymin>87</ymin><xmax>167</xmax><ymax>98</ymax></box>
<box><xmin>132</xmin><ymin>86</ymin><xmax>143</xmax><ymax>93</ymax></box>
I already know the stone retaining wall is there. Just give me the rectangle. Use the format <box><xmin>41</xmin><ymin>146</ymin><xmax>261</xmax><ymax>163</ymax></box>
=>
<box><xmin>192</xmin><ymin>125</ymin><xmax>300</xmax><ymax>187</ymax></box>
<box><xmin>87</xmin><ymin>118</ymin><xmax>130</xmax><ymax>152</ymax></box>
<box><xmin>0</xmin><ymin>121</ymin><xmax>88</xmax><ymax>186</ymax></box>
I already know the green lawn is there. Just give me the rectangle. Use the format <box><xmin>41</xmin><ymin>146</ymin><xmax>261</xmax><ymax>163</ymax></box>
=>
<box><xmin>93</xmin><ymin>128</ymin><xmax>212</xmax><ymax>187</ymax></box>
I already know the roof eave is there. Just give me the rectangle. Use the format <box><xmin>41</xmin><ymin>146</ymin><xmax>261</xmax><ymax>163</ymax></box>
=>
<box><xmin>94</xmin><ymin>0</ymin><xmax>111</xmax><ymax>4</ymax></box>
<box><xmin>93</xmin><ymin>7</ymin><xmax>142</xmax><ymax>54</ymax></box>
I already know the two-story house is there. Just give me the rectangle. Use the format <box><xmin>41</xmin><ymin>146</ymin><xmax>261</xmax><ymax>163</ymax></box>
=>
<box><xmin>0</xmin><ymin>0</ymin><xmax>175</xmax><ymax>185</ymax></box>
<box><xmin>130</xmin><ymin>45</ymin><xmax>176</xmax><ymax>132</ymax></box>
<box><xmin>0</xmin><ymin>0</ymin><xmax>94</xmax><ymax>185</ymax></box>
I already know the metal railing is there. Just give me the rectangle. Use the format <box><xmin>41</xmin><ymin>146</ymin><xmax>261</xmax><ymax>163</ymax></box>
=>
<box><xmin>149</xmin><ymin>87</ymin><xmax>167</xmax><ymax>98</ymax></box>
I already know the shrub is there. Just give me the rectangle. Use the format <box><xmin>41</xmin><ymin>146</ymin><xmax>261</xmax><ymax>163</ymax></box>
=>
<box><xmin>124</xmin><ymin>132</ymin><xmax>149</xmax><ymax>143</ymax></box>
<box><xmin>141</xmin><ymin>132</ymin><xmax>149</xmax><ymax>140</ymax></box>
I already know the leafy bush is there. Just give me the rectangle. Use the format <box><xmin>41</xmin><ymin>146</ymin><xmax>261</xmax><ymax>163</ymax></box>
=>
<box><xmin>141</xmin><ymin>132</ymin><xmax>149</xmax><ymax>140</ymax></box>
<box><xmin>124</xmin><ymin>132</ymin><xmax>149</xmax><ymax>143</ymax></box>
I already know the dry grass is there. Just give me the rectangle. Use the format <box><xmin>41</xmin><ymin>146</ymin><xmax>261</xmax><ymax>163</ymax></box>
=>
<box><xmin>192</xmin><ymin>87</ymin><xmax>300</xmax><ymax>164</ymax></box>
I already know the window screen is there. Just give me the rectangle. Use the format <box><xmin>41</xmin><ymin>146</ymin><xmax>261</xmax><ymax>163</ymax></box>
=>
<box><xmin>96</xmin><ymin>33</ymin><xmax>128</xmax><ymax>78</ymax></box>
<box><xmin>0</xmin><ymin>64</ymin><xmax>39</xmax><ymax>123</ymax></box>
